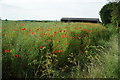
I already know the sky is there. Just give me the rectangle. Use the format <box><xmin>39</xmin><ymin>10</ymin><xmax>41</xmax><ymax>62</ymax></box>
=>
<box><xmin>0</xmin><ymin>0</ymin><xmax>109</xmax><ymax>20</ymax></box>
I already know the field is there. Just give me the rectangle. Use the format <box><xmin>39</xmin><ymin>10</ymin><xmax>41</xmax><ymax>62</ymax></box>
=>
<box><xmin>2</xmin><ymin>21</ymin><xmax>119</xmax><ymax>78</ymax></box>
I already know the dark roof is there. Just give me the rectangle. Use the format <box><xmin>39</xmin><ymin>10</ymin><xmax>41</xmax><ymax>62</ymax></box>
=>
<box><xmin>61</xmin><ymin>17</ymin><xmax>99</xmax><ymax>21</ymax></box>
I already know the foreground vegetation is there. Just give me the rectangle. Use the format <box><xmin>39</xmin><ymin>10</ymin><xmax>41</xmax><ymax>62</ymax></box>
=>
<box><xmin>2</xmin><ymin>21</ymin><xmax>118</xmax><ymax>79</ymax></box>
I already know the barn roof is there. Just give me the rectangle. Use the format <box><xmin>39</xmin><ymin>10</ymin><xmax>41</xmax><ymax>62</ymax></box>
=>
<box><xmin>61</xmin><ymin>17</ymin><xmax>100</xmax><ymax>21</ymax></box>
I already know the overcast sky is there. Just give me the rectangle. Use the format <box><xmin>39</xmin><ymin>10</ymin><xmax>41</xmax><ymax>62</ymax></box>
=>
<box><xmin>0</xmin><ymin>0</ymin><xmax>109</xmax><ymax>20</ymax></box>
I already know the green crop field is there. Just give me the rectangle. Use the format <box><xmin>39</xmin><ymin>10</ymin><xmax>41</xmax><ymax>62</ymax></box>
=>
<box><xmin>2</xmin><ymin>21</ymin><xmax>119</xmax><ymax>78</ymax></box>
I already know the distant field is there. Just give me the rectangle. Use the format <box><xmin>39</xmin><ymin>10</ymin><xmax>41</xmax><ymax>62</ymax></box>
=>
<box><xmin>2</xmin><ymin>21</ymin><xmax>118</xmax><ymax>78</ymax></box>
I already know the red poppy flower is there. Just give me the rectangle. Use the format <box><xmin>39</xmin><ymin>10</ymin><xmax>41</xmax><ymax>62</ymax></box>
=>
<box><xmin>21</xmin><ymin>28</ymin><xmax>26</xmax><ymax>30</ymax></box>
<box><xmin>4</xmin><ymin>49</ymin><xmax>10</xmax><ymax>53</ymax></box>
<box><xmin>54</xmin><ymin>50</ymin><xmax>62</xmax><ymax>53</ymax></box>
<box><xmin>62</xmin><ymin>36</ymin><xmax>65</xmax><ymax>38</ymax></box>
<box><xmin>26</xmin><ymin>32</ymin><xmax>28</xmax><ymax>34</ymax></box>
<box><xmin>50</xmin><ymin>36</ymin><xmax>53</xmax><ymax>37</ymax></box>
<box><xmin>47</xmin><ymin>34</ymin><xmax>50</xmax><ymax>36</ymax></box>
<box><xmin>54</xmin><ymin>31</ymin><xmax>57</xmax><ymax>34</ymax></box>
<box><xmin>75</xmin><ymin>28</ymin><xmax>78</xmax><ymax>30</ymax></box>
<box><xmin>31</xmin><ymin>32</ymin><xmax>36</xmax><ymax>34</ymax></box>
<box><xmin>36</xmin><ymin>29</ymin><xmax>39</xmax><ymax>30</ymax></box>
<box><xmin>40</xmin><ymin>46</ymin><xmax>43</xmax><ymax>49</ymax></box>
<box><xmin>78</xmin><ymin>37</ymin><xmax>81</xmax><ymax>39</ymax></box>
<box><xmin>14</xmin><ymin>55</ymin><xmax>18</xmax><ymax>58</ymax></box>
<box><xmin>51</xmin><ymin>52</ymin><xmax>54</xmax><ymax>54</ymax></box>
<box><xmin>82</xmin><ymin>29</ymin><xmax>87</xmax><ymax>31</ymax></box>
<box><xmin>66</xmin><ymin>43</ymin><xmax>69</xmax><ymax>45</ymax></box>
<box><xmin>46</xmin><ymin>29</ymin><xmax>50</xmax><ymax>31</ymax></box>
<box><xmin>46</xmin><ymin>40</ymin><xmax>51</xmax><ymax>42</ymax></box>
<box><xmin>4</xmin><ymin>50</ymin><xmax>8</xmax><ymax>53</ymax></box>
<box><xmin>71</xmin><ymin>37</ymin><xmax>75</xmax><ymax>39</ymax></box>
<box><xmin>58</xmin><ymin>50</ymin><xmax>62</xmax><ymax>52</ymax></box>
<box><xmin>44</xmin><ymin>33</ymin><xmax>46</xmax><ymax>35</ymax></box>
<box><xmin>55</xmin><ymin>51</ymin><xmax>59</xmax><ymax>53</ymax></box>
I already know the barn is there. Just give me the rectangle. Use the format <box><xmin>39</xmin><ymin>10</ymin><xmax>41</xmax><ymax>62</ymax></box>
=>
<box><xmin>61</xmin><ymin>17</ymin><xmax>100</xmax><ymax>23</ymax></box>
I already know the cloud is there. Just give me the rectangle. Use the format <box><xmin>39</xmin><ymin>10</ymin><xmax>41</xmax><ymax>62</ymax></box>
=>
<box><xmin>1</xmin><ymin>0</ymin><xmax>108</xmax><ymax>20</ymax></box>
<box><xmin>1</xmin><ymin>3</ymin><xmax>21</xmax><ymax>9</ymax></box>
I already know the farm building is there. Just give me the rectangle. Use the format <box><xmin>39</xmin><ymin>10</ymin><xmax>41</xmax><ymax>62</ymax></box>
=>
<box><xmin>61</xmin><ymin>17</ymin><xmax>100</xmax><ymax>23</ymax></box>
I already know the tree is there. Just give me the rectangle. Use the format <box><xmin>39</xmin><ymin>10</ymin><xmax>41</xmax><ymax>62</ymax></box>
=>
<box><xmin>99</xmin><ymin>2</ymin><xmax>114</xmax><ymax>25</ymax></box>
<box><xmin>99</xmin><ymin>2</ymin><xmax>119</xmax><ymax>25</ymax></box>
<box><xmin>107</xmin><ymin>0</ymin><xmax>119</xmax><ymax>2</ymax></box>
<box><xmin>5</xmin><ymin>19</ymin><xmax>8</xmax><ymax>21</ymax></box>
<box><xmin>111</xmin><ymin>1</ymin><xmax>120</xmax><ymax>27</ymax></box>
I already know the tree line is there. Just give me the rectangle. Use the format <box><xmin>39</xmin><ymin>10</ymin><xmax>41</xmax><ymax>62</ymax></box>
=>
<box><xmin>99</xmin><ymin>1</ymin><xmax>120</xmax><ymax>27</ymax></box>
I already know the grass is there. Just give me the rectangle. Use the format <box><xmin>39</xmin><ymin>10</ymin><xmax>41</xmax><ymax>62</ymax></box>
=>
<box><xmin>2</xmin><ymin>21</ymin><xmax>119</xmax><ymax>79</ymax></box>
<box><xmin>85</xmin><ymin>34</ymin><xmax>119</xmax><ymax>78</ymax></box>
